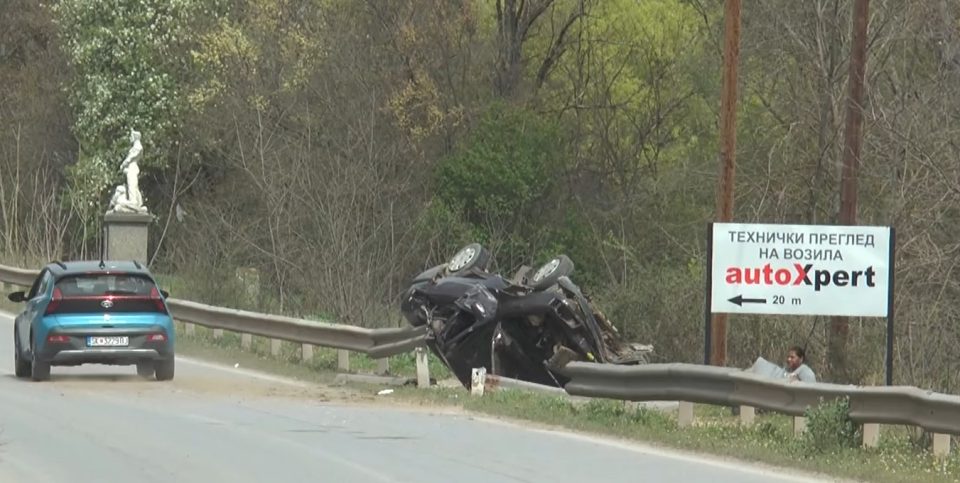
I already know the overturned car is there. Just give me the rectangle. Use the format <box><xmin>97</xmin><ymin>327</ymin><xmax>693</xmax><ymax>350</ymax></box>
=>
<box><xmin>400</xmin><ymin>243</ymin><xmax>652</xmax><ymax>389</ymax></box>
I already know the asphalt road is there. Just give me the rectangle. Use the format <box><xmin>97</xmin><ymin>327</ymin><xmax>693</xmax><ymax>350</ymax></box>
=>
<box><xmin>0</xmin><ymin>312</ymin><xmax>830</xmax><ymax>483</ymax></box>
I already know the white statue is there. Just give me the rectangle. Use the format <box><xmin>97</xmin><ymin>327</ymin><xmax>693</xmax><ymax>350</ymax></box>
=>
<box><xmin>108</xmin><ymin>185</ymin><xmax>146</xmax><ymax>213</ymax></box>
<box><xmin>120</xmin><ymin>129</ymin><xmax>143</xmax><ymax>206</ymax></box>
<box><xmin>107</xmin><ymin>129</ymin><xmax>148</xmax><ymax>214</ymax></box>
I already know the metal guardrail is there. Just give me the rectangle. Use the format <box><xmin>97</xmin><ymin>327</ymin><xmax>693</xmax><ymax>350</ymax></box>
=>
<box><xmin>559</xmin><ymin>362</ymin><xmax>960</xmax><ymax>435</ymax></box>
<box><xmin>0</xmin><ymin>264</ymin><xmax>40</xmax><ymax>287</ymax></box>
<box><xmin>483</xmin><ymin>373</ymin><xmax>571</xmax><ymax>396</ymax></box>
<box><xmin>849</xmin><ymin>386</ymin><xmax>960</xmax><ymax>436</ymax></box>
<box><xmin>166</xmin><ymin>299</ymin><xmax>426</xmax><ymax>358</ymax></box>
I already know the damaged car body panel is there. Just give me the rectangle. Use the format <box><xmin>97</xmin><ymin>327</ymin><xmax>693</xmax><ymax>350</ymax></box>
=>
<box><xmin>401</xmin><ymin>243</ymin><xmax>653</xmax><ymax>389</ymax></box>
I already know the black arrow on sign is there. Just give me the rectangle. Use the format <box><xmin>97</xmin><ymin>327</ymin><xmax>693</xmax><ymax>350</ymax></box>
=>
<box><xmin>728</xmin><ymin>295</ymin><xmax>767</xmax><ymax>306</ymax></box>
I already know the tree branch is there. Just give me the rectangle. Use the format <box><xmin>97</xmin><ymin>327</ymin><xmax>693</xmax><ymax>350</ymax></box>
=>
<box><xmin>536</xmin><ymin>0</ymin><xmax>586</xmax><ymax>90</ymax></box>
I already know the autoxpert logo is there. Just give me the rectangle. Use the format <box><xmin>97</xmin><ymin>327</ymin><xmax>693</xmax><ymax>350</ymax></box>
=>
<box><xmin>725</xmin><ymin>263</ymin><xmax>877</xmax><ymax>291</ymax></box>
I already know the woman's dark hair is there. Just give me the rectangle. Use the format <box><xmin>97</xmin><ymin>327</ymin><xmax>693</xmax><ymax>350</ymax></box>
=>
<box><xmin>789</xmin><ymin>345</ymin><xmax>806</xmax><ymax>360</ymax></box>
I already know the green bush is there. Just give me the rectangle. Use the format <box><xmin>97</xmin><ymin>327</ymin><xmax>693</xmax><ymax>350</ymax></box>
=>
<box><xmin>431</xmin><ymin>101</ymin><xmax>571</xmax><ymax>271</ymax></box>
<box><xmin>801</xmin><ymin>396</ymin><xmax>861</xmax><ymax>454</ymax></box>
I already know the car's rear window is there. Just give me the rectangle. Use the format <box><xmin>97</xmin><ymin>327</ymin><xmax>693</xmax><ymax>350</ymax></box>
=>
<box><xmin>55</xmin><ymin>273</ymin><xmax>157</xmax><ymax>297</ymax></box>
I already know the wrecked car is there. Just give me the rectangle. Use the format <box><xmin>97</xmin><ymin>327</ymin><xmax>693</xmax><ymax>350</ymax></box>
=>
<box><xmin>400</xmin><ymin>243</ymin><xmax>652</xmax><ymax>389</ymax></box>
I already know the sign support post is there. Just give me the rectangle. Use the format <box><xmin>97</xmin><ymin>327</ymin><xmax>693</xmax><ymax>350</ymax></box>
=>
<box><xmin>885</xmin><ymin>227</ymin><xmax>895</xmax><ymax>386</ymax></box>
<box><xmin>704</xmin><ymin>223</ymin><xmax>714</xmax><ymax>365</ymax></box>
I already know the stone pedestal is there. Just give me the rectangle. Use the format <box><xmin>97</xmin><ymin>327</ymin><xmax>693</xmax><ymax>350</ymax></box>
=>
<box><xmin>104</xmin><ymin>211</ymin><xmax>154</xmax><ymax>265</ymax></box>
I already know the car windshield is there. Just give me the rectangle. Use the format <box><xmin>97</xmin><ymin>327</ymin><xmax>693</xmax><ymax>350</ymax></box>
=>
<box><xmin>55</xmin><ymin>273</ymin><xmax>156</xmax><ymax>297</ymax></box>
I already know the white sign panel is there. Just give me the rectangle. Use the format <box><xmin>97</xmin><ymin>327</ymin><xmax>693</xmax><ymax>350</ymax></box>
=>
<box><xmin>709</xmin><ymin>223</ymin><xmax>892</xmax><ymax>317</ymax></box>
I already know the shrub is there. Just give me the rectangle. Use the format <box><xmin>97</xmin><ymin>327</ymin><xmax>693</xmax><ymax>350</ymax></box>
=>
<box><xmin>801</xmin><ymin>396</ymin><xmax>861</xmax><ymax>454</ymax></box>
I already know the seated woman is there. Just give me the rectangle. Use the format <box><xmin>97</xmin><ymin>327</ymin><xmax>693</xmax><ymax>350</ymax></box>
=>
<box><xmin>748</xmin><ymin>345</ymin><xmax>817</xmax><ymax>382</ymax></box>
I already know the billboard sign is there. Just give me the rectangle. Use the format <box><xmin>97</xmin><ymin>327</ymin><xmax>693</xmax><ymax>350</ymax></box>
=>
<box><xmin>709</xmin><ymin>223</ymin><xmax>893</xmax><ymax>317</ymax></box>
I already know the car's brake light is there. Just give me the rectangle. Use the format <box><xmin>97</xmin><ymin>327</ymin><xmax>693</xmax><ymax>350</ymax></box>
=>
<box><xmin>45</xmin><ymin>288</ymin><xmax>63</xmax><ymax>315</ymax></box>
<box><xmin>149</xmin><ymin>287</ymin><xmax>165</xmax><ymax>312</ymax></box>
<box><xmin>47</xmin><ymin>334</ymin><xmax>70</xmax><ymax>343</ymax></box>
<box><xmin>147</xmin><ymin>333</ymin><xmax>167</xmax><ymax>342</ymax></box>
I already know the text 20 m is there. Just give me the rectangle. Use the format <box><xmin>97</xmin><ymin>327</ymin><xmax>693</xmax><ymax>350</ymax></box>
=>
<box><xmin>772</xmin><ymin>295</ymin><xmax>802</xmax><ymax>305</ymax></box>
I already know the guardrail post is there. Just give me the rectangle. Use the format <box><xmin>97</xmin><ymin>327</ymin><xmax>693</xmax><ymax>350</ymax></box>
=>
<box><xmin>302</xmin><ymin>343</ymin><xmax>313</xmax><ymax>362</ymax></box>
<box><xmin>678</xmin><ymin>401</ymin><xmax>694</xmax><ymax>427</ymax></box>
<box><xmin>213</xmin><ymin>328</ymin><xmax>223</xmax><ymax>339</ymax></box>
<box><xmin>415</xmin><ymin>346</ymin><xmax>430</xmax><ymax>388</ymax></box>
<box><xmin>270</xmin><ymin>339</ymin><xmax>281</xmax><ymax>357</ymax></box>
<box><xmin>337</xmin><ymin>349</ymin><xmax>350</xmax><ymax>371</ymax></box>
<box><xmin>739</xmin><ymin>406</ymin><xmax>755</xmax><ymax>426</ymax></box>
<box><xmin>241</xmin><ymin>333</ymin><xmax>252</xmax><ymax>349</ymax></box>
<box><xmin>376</xmin><ymin>358</ymin><xmax>389</xmax><ymax>375</ymax></box>
<box><xmin>793</xmin><ymin>416</ymin><xmax>807</xmax><ymax>435</ymax></box>
<box><xmin>471</xmin><ymin>367</ymin><xmax>486</xmax><ymax>396</ymax></box>
<box><xmin>185</xmin><ymin>323</ymin><xmax>195</xmax><ymax>336</ymax></box>
<box><xmin>862</xmin><ymin>423</ymin><xmax>880</xmax><ymax>448</ymax></box>
<box><xmin>933</xmin><ymin>433</ymin><xmax>951</xmax><ymax>457</ymax></box>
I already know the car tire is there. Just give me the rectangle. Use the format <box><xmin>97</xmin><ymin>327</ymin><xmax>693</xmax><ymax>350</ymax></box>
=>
<box><xmin>136</xmin><ymin>362</ymin><xmax>155</xmax><ymax>378</ymax></box>
<box><xmin>30</xmin><ymin>335</ymin><xmax>50</xmax><ymax>382</ymax></box>
<box><xmin>31</xmin><ymin>358</ymin><xmax>50</xmax><ymax>382</ymax></box>
<box><xmin>14</xmin><ymin>340</ymin><xmax>31</xmax><ymax>378</ymax></box>
<box><xmin>445</xmin><ymin>243</ymin><xmax>492</xmax><ymax>275</ymax></box>
<box><xmin>529</xmin><ymin>255</ymin><xmax>575</xmax><ymax>290</ymax></box>
<box><xmin>155</xmin><ymin>358</ymin><xmax>175</xmax><ymax>381</ymax></box>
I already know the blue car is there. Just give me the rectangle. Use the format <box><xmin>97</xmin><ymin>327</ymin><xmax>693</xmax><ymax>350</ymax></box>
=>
<box><xmin>8</xmin><ymin>260</ymin><xmax>175</xmax><ymax>382</ymax></box>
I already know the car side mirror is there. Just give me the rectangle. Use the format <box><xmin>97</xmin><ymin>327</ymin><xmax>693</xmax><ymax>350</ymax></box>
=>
<box><xmin>160</xmin><ymin>290</ymin><xmax>169</xmax><ymax>299</ymax></box>
<box><xmin>7</xmin><ymin>291</ymin><xmax>26</xmax><ymax>303</ymax></box>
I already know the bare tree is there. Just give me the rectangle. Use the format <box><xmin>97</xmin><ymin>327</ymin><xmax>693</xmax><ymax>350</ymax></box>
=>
<box><xmin>495</xmin><ymin>0</ymin><xmax>588</xmax><ymax>99</ymax></box>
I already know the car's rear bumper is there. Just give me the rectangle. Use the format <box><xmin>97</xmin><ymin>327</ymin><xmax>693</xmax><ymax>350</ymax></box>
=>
<box><xmin>38</xmin><ymin>325</ymin><xmax>174</xmax><ymax>365</ymax></box>
<box><xmin>49</xmin><ymin>348</ymin><xmax>165</xmax><ymax>365</ymax></box>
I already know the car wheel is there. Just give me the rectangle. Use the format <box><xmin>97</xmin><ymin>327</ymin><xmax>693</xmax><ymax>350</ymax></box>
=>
<box><xmin>530</xmin><ymin>255</ymin><xmax>575</xmax><ymax>290</ymax></box>
<box><xmin>445</xmin><ymin>243</ymin><xmax>492</xmax><ymax>275</ymax></box>
<box><xmin>13</xmin><ymin>334</ymin><xmax>31</xmax><ymax>378</ymax></box>
<box><xmin>30</xmin><ymin>339</ymin><xmax>50</xmax><ymax>382</ymax></box>
<box><xmin>155</xmin><ymin>358</ymin><xmax>175</xmax><ymax>381</ymax></box>
<box><xmin>136</xmin><ymin>362</ymin><xmax>155</xmax><ymax>378</ymax></box>
<box><xmin>31</xmin><ymin>361</ymin><xmax>50</xmax><ymax>382</ymax></box>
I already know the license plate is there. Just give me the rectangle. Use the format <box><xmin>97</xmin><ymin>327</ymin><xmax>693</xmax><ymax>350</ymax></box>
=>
<box><xmin>87</xmin><ymin>336</ymin><xmax>129</xmax><ymax>347</ymax></box>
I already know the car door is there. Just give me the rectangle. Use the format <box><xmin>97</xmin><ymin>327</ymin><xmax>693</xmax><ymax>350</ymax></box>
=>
<box><xmin>16</xmin><ymin>269</ymin><xmax>49</xmax><ymax>353</ymax></box>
